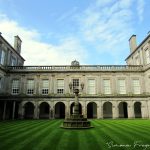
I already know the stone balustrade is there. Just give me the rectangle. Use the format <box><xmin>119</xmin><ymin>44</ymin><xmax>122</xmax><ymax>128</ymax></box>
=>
<box><xmin>6</xmin><ymin>65</ymin><xmax>143</xmax><ymax>72</ymax></box>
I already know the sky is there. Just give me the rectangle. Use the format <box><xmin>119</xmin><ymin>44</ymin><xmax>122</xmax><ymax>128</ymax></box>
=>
<box><xmin>0</xmin><ymin>0</ymin><xmax>150</xmax><ymax>65</ymax></box>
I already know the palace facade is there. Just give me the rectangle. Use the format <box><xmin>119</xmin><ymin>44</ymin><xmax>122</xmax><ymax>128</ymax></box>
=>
<box><xmin>0</xmin><ymin>33</ymin><xmax>150</xmax><ymax>120</ymax></box>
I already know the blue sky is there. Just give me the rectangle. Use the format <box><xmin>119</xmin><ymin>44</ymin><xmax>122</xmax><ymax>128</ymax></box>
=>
<box><xmin>0</xmin><ymin>0</ymin><xmax>150</xmax><ymax>65</ymax></box>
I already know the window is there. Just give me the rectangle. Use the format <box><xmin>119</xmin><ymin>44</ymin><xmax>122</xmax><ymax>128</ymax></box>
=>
<box><xmin>27</xmin><ymin>79</ymin><xmax>34</xmax><ymax>95</ymax></box>
<box><xmin>88</xmin><ymin>79</ymin><xmax>95</xmax><ymax>94</ymax></box>
<box><xmin>133</xmin><ymin>79</ymin><xmax>140</xmax><ymax>94</ymax></box>
<box><xmin>57</xmin><ymin>79</ymin><xmax>64</xmax><ymax>94</ymax></box>
<box><xmin>12</xmin><ymin>79</ymin><xmax>19</xmax><ymax>94</ymax></box>
<box><xmin>0</xmin><ymin>49</ymin><xmax>5</xmax><ymax>65</ymax></box>
<box><xmin>73</xmin><ymin>79</ymin><xmax>79</xmax><ymax>90</ymax></box>
<box><xmin>103</xmin><ymin>79</ymin><xmax>111</xmax><ymax>94</ymax></box>
<box><xmin>145</xmin><ymin>49</ymin><xmax>150</xmax><ymax>64</ymax></box>
<box><xmin>11</xmin><ymin>56</ymin><xmax>17</xmax><ymax>66</ymax></box>
<box><xmin>42</xmin><ymin>79</ymin><xmax>49</xmax><ymax>95</ymax></box>
<box><xmin>118</xmin><ymin>79</ymin><xmax>126</xmax><ymax>94</ymax></box>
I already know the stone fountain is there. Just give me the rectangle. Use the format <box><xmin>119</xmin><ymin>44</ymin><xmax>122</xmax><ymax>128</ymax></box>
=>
<box><xmin>61</xmin><ymin>82</ymin><xmax>93</xmax><ymax>129</ymax></box>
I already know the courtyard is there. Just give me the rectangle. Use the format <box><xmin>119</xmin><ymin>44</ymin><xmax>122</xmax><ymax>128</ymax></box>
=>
<box><xmin>0</xmin><ymin>119</ymin><xmax>150</xmax><ymax>150</ymax></box>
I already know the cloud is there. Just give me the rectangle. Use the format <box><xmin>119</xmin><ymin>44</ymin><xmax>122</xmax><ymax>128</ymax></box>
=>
<box><xmin>137</xmin><ymin>0</ymin><xmax>145</xmax><ymax>22</ymax></box>
<box><xmin>77</xmin><ymin>0</ymin><xmax>134</xmax><ymax>56</ymax></box>
<box><xmin>0</xmin><ymin>14</ymin><xmax>87</xmax><ymax>65</ymax></box>
<box><xmin>0</xmin><ymin>0</ymin><xmax>145</xmax><ymax>65</ymax></box>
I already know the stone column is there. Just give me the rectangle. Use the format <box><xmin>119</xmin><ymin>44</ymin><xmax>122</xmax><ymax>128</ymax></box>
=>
<box><xmin>112</xmin><ymin>75</ymin><xmax>116</xmax><ymax>95</ymax></box>
<box><xmin>18</xmin><ymin>102</ymin><xmax>24</xmax><ymax>119</ymax></box>
<box><xmin>141</xmin><ymin>102</ymin><xmax>148</xmax><ymax>118</ymax></box>
<box><xmin>147</xmin><ymin>100</ymin><xmax>150</xmax><ymax>118</ymax></box>
<box><xmin>21</xmin><ymin>75</ymin><xmax>25</xmax><ymax>94</ymax></box>
<box><xmin>97</xmin><ymin>101</ymin><xmax>102</xmax><ymax>119</ymax></box>
<box><xmin>34</xmin><ymin>103</ymin><xmax>39</xmax><ymax>119</ymax></box>
<box><xmin>51</xmin><ymin>107</ymin><xmax>55</xmax><ymax>119</ymax></box>
<box><xmin>12</xmin><ymin>101</ymin><xmax>16</xmax><ymax>120</ymax></box>
<box><xmin>36</xmin><ymin>75</ymin><xmax>40</xmax><ymax>95</ymax></box>
<box><xmin>112</xmin><ymin>102</ymin><xmax>119</xmax><ymax>119</ymax></box>
<box><xmin>51</xmin><ymin>75</ymin><xmax>55</xmax><ymax>94</ymax></box>
<box><xmin>21</xmin><ymin>106</ymin><xmax>25</xmax><ymax>119</ymax></box>
<box><xmin>81</xmin><ymin>101</ymin><xmax>86</xmax><ymax>118</ymax></box>
<box><xmin>65</xmin><ymin>101</ymin><xmax>70</xmax><ymax>118</ymax></box>
<box><xmin>48</xmin><ymin>104</ymin><xmax>51</xmax><ymax>119</ymax></box>
<box><xmin>128</xmin><ymin>102</ymin><xmax>134</xmax><ymax>119</ymax></box>
<box><xmin>3</xmin><ymin>101</ymin><xmax>7</xmax><ymax>120</ymax></box>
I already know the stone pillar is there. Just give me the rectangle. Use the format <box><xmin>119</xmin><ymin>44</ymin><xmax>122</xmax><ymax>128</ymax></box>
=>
<box><xmin>65</xmin><ymin>75</ymin><xmax>70</xmax><ymax>94</ymax></box>
<box><xmin>141</xmin><ymin>102</ymin><xmax>148</xmax><ymax>118</ymax></box>
<box><xmin>18</xmin><ymin>102</ymin><xmax>24</xmax><ymax>119</ymax></box>
<box><xmin>82</xmin><ymin>101</ymin><xmax>86</xmax><ymax>118</ymax></box>
<box><xmin>112</xmin><ymin>75</ymin><xmax>116</xmax><ymax>95</ymax></box>
<box><xmin>36</xmin><ymin>75</ymin><xmax>40</xmax><ymax>95</ymax></box>
<box><xmin>21</xmin><ymin>106</ymin><xmax>25</xmax><ymax>119</ymax></box>
<box><xmin>112</xmin><ymin>103</ymin><xmax>119</xmax><ymax>119</ymax></box>
<box><xmin>34</xmin><ymin>103</ymin><xmax>39</xmax><ymax>119</ymax></box>
<box><xmin>48</xmin><ymin>106</ymin><xmax>51</xmax><ymax>119</ymax></box>
<box><xmin>21</xmin><ymin>75</ymin><xmax>25</xmax><ymax>94</ymax></box>
<box><xmin>147</xmin><ymin>100</ymin><xmax>150</xmax><ymax>118</ymax></box>
<box><xmin>51</xmin><ymin>107</ymin><xmax>55</xmax><ymax>119</ymax></box>
<box><xmin>12</xmin><ymin>101</ymin><xmax>16</xmax><ymax>120</ymax></box>
<box><xmin>97</xmin><ymin>101</ymin><xmax>102</xmax><ymax>119</ymax></box>
<box><xmin>3</xmin><ymin>101</ymin><xmax>7</xmax><ymax>120</ymax></box>
<box><xmin>65</xmin><ymin>101</ymin><xmax>70</xmax><ymax>118</ymax></box>
<box><xmin>128</xmin><ymin>102</ymin><xmax>134</xmax><ymax>119</ymax></box>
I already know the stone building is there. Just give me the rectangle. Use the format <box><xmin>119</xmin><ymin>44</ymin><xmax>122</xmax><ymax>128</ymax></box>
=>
<box><xmin>0</xmin><ymin>32</ymin><xmax>150</xmax><ymax>120</ymax></box>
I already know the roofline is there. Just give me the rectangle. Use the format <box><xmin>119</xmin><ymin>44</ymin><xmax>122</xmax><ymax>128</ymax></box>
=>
<box><xmin>0</xmin><ymin>34</ymin><xmax>25</xmax><ymax>61</ymax></box>
<box><xmin>125</xmin><ymin>34</ymin><xmax>150</xmax><ymax>61</ymax></box>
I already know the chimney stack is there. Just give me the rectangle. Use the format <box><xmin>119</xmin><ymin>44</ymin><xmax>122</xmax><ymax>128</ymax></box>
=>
<box><xmin>129</xmin><ymin>35</ymin><xmax>137</xmax><ymax>53</ymax></box>
<box><xmin>14</xmin><ymin>35</ymin><xmax>22</xmax><ymax>54</ymax></box>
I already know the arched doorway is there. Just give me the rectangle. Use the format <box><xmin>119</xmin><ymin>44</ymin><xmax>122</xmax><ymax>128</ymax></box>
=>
<box><xmin>70</xmin><ymin>102</ymin><xmax>82</xmax><ymax>115</ymax></box>
<box><xmin>119</xmin><ymin>102</ymin><xmax>128</xmax><ymax>118</ymax></box>
<box><xmin>103</xmin><ymin>102</ymin><xmax>112</xmax><ymax>118</ymax></box>
<box><xmin>134</xmin><ymin>102</ymin><xmax>142</xmax><ymax>118</ymax></box>
<box><xmin>24</xmin><ymin>102</ymin><xmax>34</xmax><ymax>119</ymax></box>
<box><xmin>87</xmin><ymin>102</ymin><xmax>97</xmax><ymax>118</ymax></box>
<box><xmin>55</xmin><ymin>102</ymin><xmax>65</xmax><ymax>119</ymax></box>
<box><xmin>39</xmin><ymin>102</ymin><xmax>50</xmax><ymax>119</ymax></box>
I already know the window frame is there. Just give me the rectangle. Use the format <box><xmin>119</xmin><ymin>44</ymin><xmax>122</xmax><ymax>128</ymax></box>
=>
<box><xmin>118</xmin><ymin>79</ymin><xmax>126</xmax><ymax>94</ymax></box>
<box><xmin>132</xmin><ymin>79</ymin><xmax>140</xmax><ymax>94</ymax></box>
<box><xmin>87</xmin><ymin>79</ymin><xmax>96</xmax><ymax>95</ymax></box>
<box><xmin>41</xmin><ymin>79</ymin><xmax>49</xmax><ymax>95</ymax></box>
<box><xmin>11</xmin><ymin>79</ymin><xmax>20</xmax><ymax>95</ymax></box>
<box><xmin>103</xmin><ymin>79</ymin><xmax>111</xmax><ymax>94</ymax></box>
<box><xmin>26</xmin><ymin>79</ymin><xmax>34</xmax><ymax>95</ymax></box>
<box><xmin>57</xmin><ymin>79</ymin><xmax>64</xmax><ymax>94</ymax></box>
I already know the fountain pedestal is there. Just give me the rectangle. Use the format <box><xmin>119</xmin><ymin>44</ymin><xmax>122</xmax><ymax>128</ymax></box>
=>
<box><xmin>61</xmin><ymin>89</ymin><xmax>93</xmax><ymax>129</ymax></box>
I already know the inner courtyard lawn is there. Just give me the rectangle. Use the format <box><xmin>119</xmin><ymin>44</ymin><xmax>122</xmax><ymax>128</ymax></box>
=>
<box><xmin>0</xmin><ymin>120</ymin><xmax>150</xmax><ymax>150</ymax></box>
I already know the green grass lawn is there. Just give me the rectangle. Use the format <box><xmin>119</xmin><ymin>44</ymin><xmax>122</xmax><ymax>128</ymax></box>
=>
<box><xmin>0</xmin><ymin>119</ymin><xmax>150</xmax><ymax>150</ymax></box>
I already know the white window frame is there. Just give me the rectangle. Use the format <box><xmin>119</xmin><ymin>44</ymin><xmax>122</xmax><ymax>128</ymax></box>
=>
<box><xmin>88</xmin><ymin>79</ymin><xmax>96</xmax><ymax>94</ymax></box>
<box><xmin>27</xmin><ymin>79</ymin><xmax>34</xmax><ymax>95</ymax></box>
<box><xmin>118</xmin><ymin>79</ymin><xmax>126</xmax><ymax>94</ymax></box>
<box><xmin>133</xmin><ymin>79</ymin><xmax>140</xmax><ymax>94</ymax></box>
<box><xmin>72</xmin><ymin>79</ymin><xmax>79</xmax><ymax>90</ymax></box>
<box><xmin>12</xmin><ymin>79</ymin><xmax>20</xmax><ymax>95</ymax></box>
<box><xmin>103</xmin><ymin>79</ymin><xmax>111</xmax><ymax>94</ymax></box>
<box><xmin>57</xmin><ymin>79</ymin><xmax>64</xmax><ymax>94</ymax></box>
<box><xmin>42</xmin><ymin>79</ymin><xmax>49</xmax><ymax>95</ymax></box>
